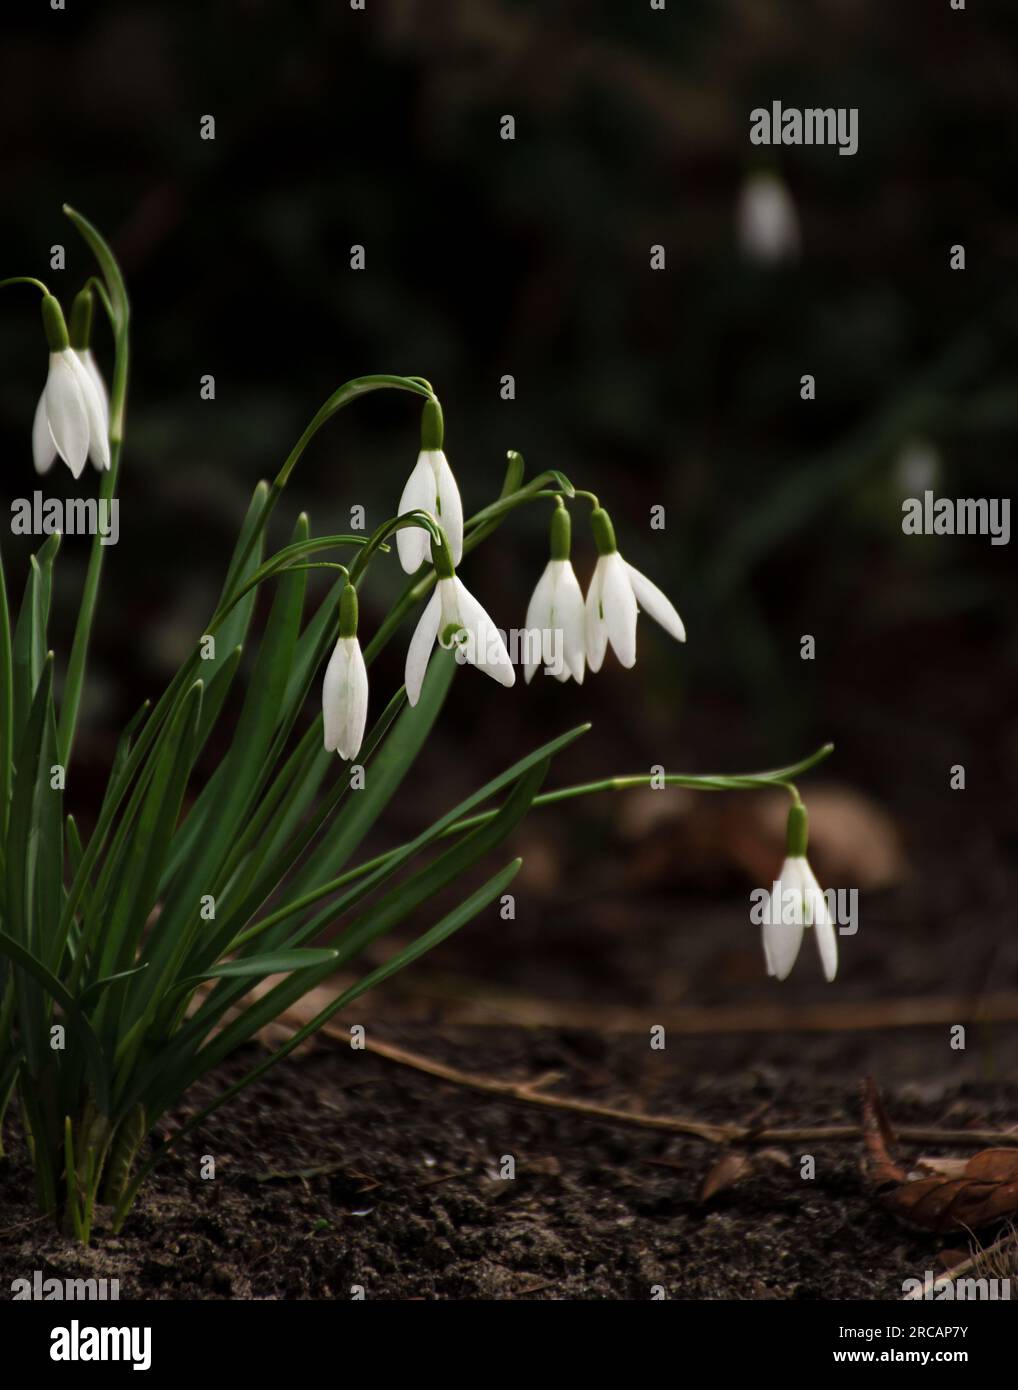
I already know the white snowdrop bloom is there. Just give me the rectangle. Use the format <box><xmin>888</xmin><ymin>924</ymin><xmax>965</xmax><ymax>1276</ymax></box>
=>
<box><xmin>396</xmin><ymin>397</ymin><xmax>463</xmax><ymax>573</ymax></box>
<box><xmin>760</xmin><ymin>806</ymin><xmax>837</xmax><ymax>982</ymax></box>
<box><xmin>584</xmin><ymin>508</ymin><xmax>685</xmax><ymax>673</ymax></box>
<box><xmin>524</xmin><ymin>506</ymin><xmax>585</xmax><ymax>684</ymax></box>
<box><xmin>736</xmin><ymin>170</ymin><xmax>800</xmax><ymax>265</ymax></box>
<box><xmin>405</xmin><ymin>534</ymin><xmax>514</xmax><ymax>706</ymax></box>
<box><xmin>32</xmin><ymin>294</ymin><xmax>109</xmax><ymax>478</ymax></box>
<box><xmin>322</xmin><ymin>585</ymin><xmax>369</xmax><ymax>760</ymax></box>
<box><xmin>69</xmin><ymin>286</ymin><xmax>109</xmax><ymax>435</ymax></box>
<box><xmin>77</xmin><ymin>348</ymin><xmax>109</xmax><ymax>431</ymax></box>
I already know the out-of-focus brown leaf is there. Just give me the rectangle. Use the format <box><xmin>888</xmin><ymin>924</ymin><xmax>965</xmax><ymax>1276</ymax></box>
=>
<box><xmin>619</xmin><ymin>785</ymin><xmax>905</xmax><ymax>893</ymax></box>
<box><xmin>862</xmin><ymin>1079</ymin><xmax>1018</xmax><ymax>1232</ymax></box>
<box><xmin>702</xmin><ymin>1150</ymin><xmax>753</xmax><ymax>1201</ymax></box>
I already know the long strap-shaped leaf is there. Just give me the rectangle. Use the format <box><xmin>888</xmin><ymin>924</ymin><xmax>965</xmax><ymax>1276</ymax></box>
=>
<box><xmin>4</xmin><ymin>655</ymin><xmax>55</xmax><ymax>1075</ymax></box>
<box><xmin>126</xmin><ymin>516</ymin><xmax>310</xmax><ymax>1016</ymax></box>
<box><xmin>114</xmin><ymin>856</ymin><xmax>521</xmax><ymax>1224</ymax></box>
<box><xmin>89</xmin><ymin>681</ymin><xmax>204</xmax><ymax>1042</ymax></box>
<box><xmin>126</xmin><ymin>757</ymin><xmax>550</xmax><ymax>1119</ymax></box>
<box><xmin>0</xmin><ymin>537</ymin><xmax>14</xmax><ymax>847</ymax></box>
<box><xmin>164</xmin><ymin>721</ymin><xmax>587</xmax><ymax>1072</ymax></box>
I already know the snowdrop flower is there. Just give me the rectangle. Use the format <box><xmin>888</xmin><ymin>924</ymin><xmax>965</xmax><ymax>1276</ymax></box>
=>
<box><xmin>760</xmin><ymin>804</ymin><xmax>837</xmax><ymax>982</ymax></box>
<box><xmin>405</xmin><ymin>529</ymin><xmax>514</xmax><ymax>706</ymax></box>
<box><xmin>396</xmin><ymin>397</ymin><xmax>464</xmax><ymax>574</ymax></box>
<box><xmin>736</xmin><ymin>170</ymin><xmax>800</xmax><ymax>265</ymax></box>
<box><xmin>323</xmin><ymin>584</ymin><xmax>369</xmax><ymax>760</ymax></box>
<box><xmin>70</xmin><ymin>287</ymin><xmax>110</xmax><ymax>429</ymax></box>
<box><xmin>524</xmin><ymin>504</ymin><xmax>585</xmax><ymax>684</ymax></box>
<box><xmin>32</xmin><ymin>293</ymin><xmax>109</xmax><ymax>478</ymax></box>
<box><xmin>584</xmin><ymin>507</ymin><xmax>686</xmax><ymax>672</ymax></box>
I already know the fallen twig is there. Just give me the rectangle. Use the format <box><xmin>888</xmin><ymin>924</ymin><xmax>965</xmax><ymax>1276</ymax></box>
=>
<box><xmin>296</xmin><ymin>1021</ymin><xmax>1018</xmax><ymax>1150</ymax></box>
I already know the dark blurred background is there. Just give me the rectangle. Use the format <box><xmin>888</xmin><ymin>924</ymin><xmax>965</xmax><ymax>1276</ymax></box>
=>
<box><xmin>2</xmin><ymin>0</ymin><xmax>1016</xmax><ymax>1037</ymax></box>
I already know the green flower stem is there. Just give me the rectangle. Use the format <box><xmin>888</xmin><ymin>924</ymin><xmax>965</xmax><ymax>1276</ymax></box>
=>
<box><xmin>363</xmin><ymin>470</ymin><xmax>578</xmax><ymax>664</ymax></box>
<box><xmin>410</xmin><ymin>743</ymin><xmax>833</xmax><ymax>841</ymax></box>
<box><xmin>56</xmin><ymin>207</ymin><xmax>130</xmax><ymax>766</ymax></box>
<box><xmin>347</xmin><ymin>510</ymin><xmax>444</xmax><ymax>587</ymax></box>
<box><xmin>0</xmin><ymin>276</ymin><xmax>51</xmax><ymax>295</ymax></box>
<box><xmin>208</xmin><ymin>533</ymin><xmax>371</xmax><ymax>629</ymax></box>
<box><xmin>225</xmin><ymin>375</ymin><xmax>437</xmax><ymax>603</ymax></box>
<box><xmin>57</xmin><ymin>443</ymin><xmax>120</xmax><ymax>769</ymax></box>
<box><xmin>232</xmin><ymin>744</ymin><xmax>834</xmax><ymax>943</ymax></box>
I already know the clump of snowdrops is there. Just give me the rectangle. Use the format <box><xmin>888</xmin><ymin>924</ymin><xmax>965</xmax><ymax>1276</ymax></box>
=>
<box><xmin>0</xmin><ymin>209</ymin><xmax>834</xmax><ymax>1242</ymax></box>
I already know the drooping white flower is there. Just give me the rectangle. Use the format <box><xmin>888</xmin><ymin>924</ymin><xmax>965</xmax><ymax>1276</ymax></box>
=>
<box><xmin>69</xmin><ymin>287</ymin><xmax>110</xmax><ymax>437</ymax></box>
<box><xmin>760</xmin><ymin>806</ymin><xmax>837</xmax><ymax>982</ymax></box>
<box><xmin>405</xmin><ymin>534</ymin><xmax>514</xmax><ymax>706</ymax></box>
<box><xmin>736</xmin><ymin>170</ymin><xmax>800</xmax><ymax>265</ymax></box>
<box><xmin>396</xmin><ymin>397</ymin><xmax>463</xmax><ymax>573</ymax></box>
<box><xmin>524</xmin><ymin>506</ymin><xmax>585</xmax><ymax>683</ymax></box>
<box><xmin>525</xmin><ymin>559</ymin><xmax>586</xmax><ymax>683</ymax></box>
<box><xmin>584</xmin><ymin>508</ymin><xmax>685</xmax><ymax>673</ymax></box>
<box><xmin>32</xmin><ymin>294</ymin><xmax>109</xmax><ymax>478</ymax></box>
<box><xmin>322</xmin><ymin>585</ymin><xmax>369</xmax><ymax>760</ymax></box>
<box><xmin>77</xmin><ymin>348</ymin><xmax>110</xmax><ymax>430</ymax></box>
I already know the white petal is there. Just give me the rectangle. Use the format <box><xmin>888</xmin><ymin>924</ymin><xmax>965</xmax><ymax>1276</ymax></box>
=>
<box><xmin>800</xmin><ymin>860</ymin><xmax>838</xmax><ymax>982</ymax></box>
<box><xmin>523</xmin><ymin>562</ymin><xmax>556</xmax><ymax>683</ymax></box>
<box><xmin>338</xmin><ymin>639</ymin><xmax>369</xmax><ymax>760</ymax></box>
<box><xmin>452</xmin><ymin>577</ymin><xmax>515</xmax><ymax>687</ymax></box>
<box><xmin>323</xmin><ymin>636</ymin><xmax>351</xmax><ymax>753</ymax></box>
<box><xmin>44</xmin><ymin>352</ymin><xmax>89</xmax><ymax>477</ymax></box>
<box><xmin>624</xmin><ymin>560</ymin><xmax>686</xmax><ymax>643</ymax></box>
<box><xmin>432</xmin><ymin>451</ymin><xmax>464</xmax><ymax>566</ymax></box>
<box><xmin>396</xmin><ymin>454</ymin><xmax>437</xmax><ymax>574</ymax></box>
<box><xmin>601</xmin><ymin>552</ymin><xmax>638</xmax><ymax>669</ymax></box>
<box><xmin>551</xmin><ymin>560</ymin><xmax>586</xmax><ymax>684</ymax></box>
<box><xmin>68</xmin><ymin>350</ymin><xmax>109</xmax><ymax>470</ymax></box>
<box><xmin>584</xmin><ymin>559</ymin><xmax>609</xmax><ymax>673</ymax></box>
<box><xmin>78</xmin><ymin>349</ymin><xmax>110</xmax><ymax>430</ymax></box>
<box><xmin>32</xmin><ymin>391</ymin><xmax>57</xmax><ymax>474</ymax></box>
<box><xmin>404</xmin><ymin>589</ymin><xmax>441</xmax><ymax>706</ymax></box>
<box><xmin>762</xmin><ymin>858</ymin><xmax>806</xmax><ymax>981</ymax></box>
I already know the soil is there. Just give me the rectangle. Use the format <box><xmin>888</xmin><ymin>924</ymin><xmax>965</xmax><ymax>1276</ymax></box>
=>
<box><xmin>2</xmin><ymin>696</ymin><xmax>1016</xmax><ymax>1301</ymax></box>
<box><xmin>2</xmin><ymin>1024</ymin><xmax>1016</xmax><ymax>1301</ymax></box>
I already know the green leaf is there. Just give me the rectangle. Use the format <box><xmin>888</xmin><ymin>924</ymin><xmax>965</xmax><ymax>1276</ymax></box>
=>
<box><xmin>140</xmin><ymin>758</ymin><xmax>548</xmax><ymax>1116</ymax></box>
<box><xmin>89</xmin><ymin>679</ymin><xmax>203</xmax><ymax>1030</ymax></box>
<box><xmin>126</xmin><ymin>516</ymin><xmax>309</xmax><ymax>1022</ymax></box>
<box><xmin>0</xmin><ymin>537</ymin><xmax>13</xmax><ymax>846</ymax></box>
<box><xmin>11</xmin><ymin>533</ymin><xmax>59</xmax><ymax>752</ymax></box>
<box><xmin>130</xmin><ymin>857</ymin><xmax>521</xmax><ymax>1142</ymax></box>
<box><xmin>78</xmin><ymin>965</ymin><xmax>149</xmax><ymax>1011</ymax></box>
<box><xmin>0</xmin><ymin>929</ymin><xmax>110</xmax><ymax>1114</ymax></box>
<box><xmin>4</xmin><ymin>654</ymin><xmax>55</xmax><ymax>1073</ymax></box>
<box><xmin>194</xmin><ymin>949</ymin><xmax>339</xmax><ymax>980</ymax></box>
<box><xmin>286</xmin><ymin>647</ymin><xmax>457</xmax><ymax>902</ymax></box>
<box><xmin>64</xmin><ymin>204</ymin><xmax>128</xmax><ymax>328</ymax></box>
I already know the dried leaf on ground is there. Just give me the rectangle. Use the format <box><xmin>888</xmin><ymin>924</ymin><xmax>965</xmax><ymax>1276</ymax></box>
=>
<box><xmin>862</xmin><ymin>1078</ymin><xmax>1018</xmax><ymax>1232</ymax></box>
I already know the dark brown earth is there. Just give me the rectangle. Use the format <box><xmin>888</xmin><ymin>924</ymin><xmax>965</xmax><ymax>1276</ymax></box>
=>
<box><xmin>2</xmin><ymin>700</ymin><xmax>1017</xmax><ymax>1301</ymax></box>
<box><xmin>2</xmin><ymin>1023</ymin><xmax>1016</xmax><ymax>1301</ymax></box>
